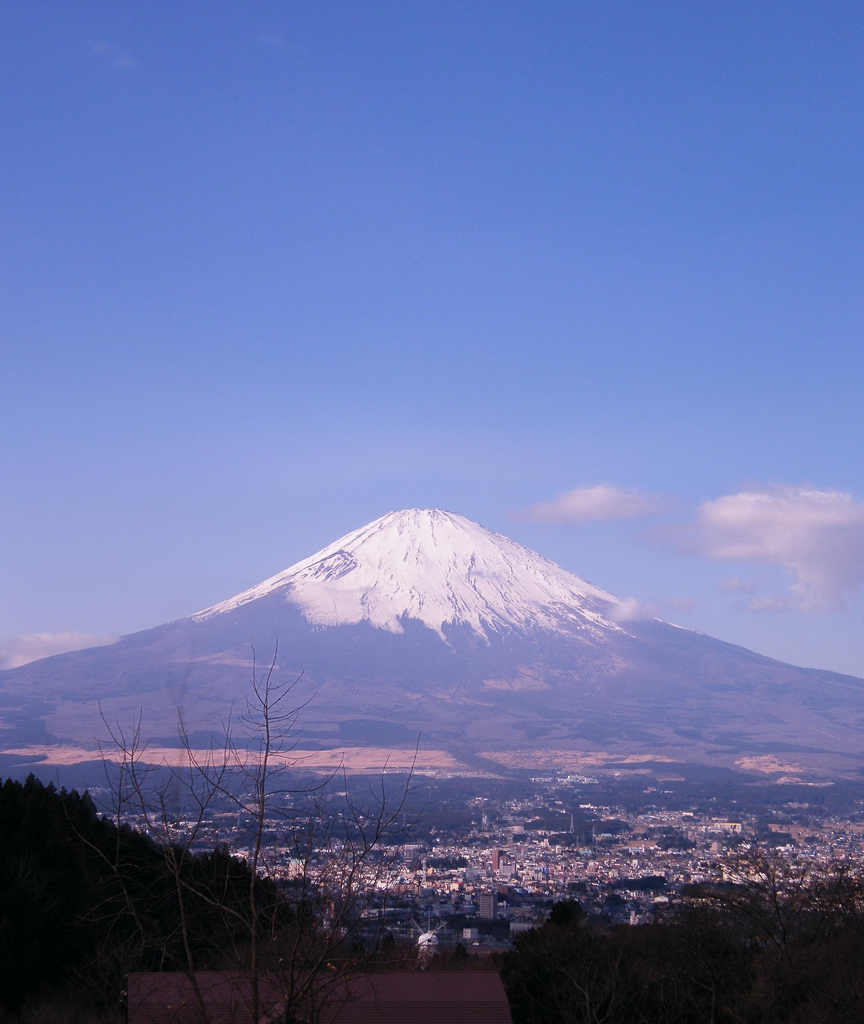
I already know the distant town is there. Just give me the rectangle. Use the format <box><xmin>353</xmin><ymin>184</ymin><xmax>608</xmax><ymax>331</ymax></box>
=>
<box><xmin>94</xmin><ymin>768</ymin><xmax>864</xmax><ymax>952</ymax></box>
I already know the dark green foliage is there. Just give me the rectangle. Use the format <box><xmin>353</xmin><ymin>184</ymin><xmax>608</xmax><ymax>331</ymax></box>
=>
<box><xmin>0</xmin><ymin>775</ymin><xmax>263</xmax><ymax>1014</ymax></box>
<box><xmin>654</xmin><ymin>829</ymin><xmax>695</xmax><ymax>851</ymax></box>
<box><xmin>547</xmin><ymin>899</ymin><xmax>584</xmax><ymax>927</ymax></box>
<box><xmin>426</xmin><ymin>856</ymin><xmax>468</xmax><ymax>869</ymax></box>
<box><xmin>0</xmin><ymin>775</ymin><xmax>112</xmax><ymax>1010</ymax></box>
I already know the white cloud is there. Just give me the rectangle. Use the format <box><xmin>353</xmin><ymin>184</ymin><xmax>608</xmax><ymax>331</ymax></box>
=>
<box><xmin>668</xmin><ymin>486</ymin><xmax>864</xmax><ymax>610</ymax></box>
<box><xmin>0</xmin><ymin>632</ymin><xmax>118</xmax><ymax>670</ymax></box>
<box><xmin>513</xmin><ymin>485</ymin><xmax>668</xmax><ymax>525</ymax></box>
<box><xmin>92</xmin><ymin>40</ymin><xmax>137</xmax><ymax>70</ymax></box>
<box><xmin>611</xmin><ymin>597</ymin><xmax>658</xmax><ymax>622</ymax></box>
<box><xmin>611</xmin><ymin>595</ymin><xmax>698</xmax><ymax>622</ymax></box>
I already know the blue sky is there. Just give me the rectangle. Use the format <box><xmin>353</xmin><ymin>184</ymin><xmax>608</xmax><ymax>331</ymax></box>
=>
<box><xmin>2</xmin><ymin>2</ymin><xmax>864</xmax><ymax>675</ymax></box>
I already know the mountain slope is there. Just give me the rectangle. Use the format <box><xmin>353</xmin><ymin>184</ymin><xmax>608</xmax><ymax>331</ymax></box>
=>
<box><xmin>2</xmin><ymin>509</ymin><xmax>864</xmax><ymax>777</ymax></box>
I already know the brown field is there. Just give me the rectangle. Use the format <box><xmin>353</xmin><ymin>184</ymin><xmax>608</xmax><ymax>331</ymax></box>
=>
<box><xmin>2</xmin><ymin>743</ymin><xmax>469</xmax><ymax>774</ymax></box>
<box><xmin>479</xmin><ymin>749</ymin><xmax>680</xmax><ymax>770</ymax></box>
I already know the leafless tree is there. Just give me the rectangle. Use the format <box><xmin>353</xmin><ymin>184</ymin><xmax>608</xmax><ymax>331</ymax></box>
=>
<box><xmin>691</xmin><ymin>846</ymin><xmax>864</xmax><ymax>956</ymax></box>
<box><xmin>88</xmin><ymin>648</ymin><xmax>416</xmax><ymax>1023</ymax></box>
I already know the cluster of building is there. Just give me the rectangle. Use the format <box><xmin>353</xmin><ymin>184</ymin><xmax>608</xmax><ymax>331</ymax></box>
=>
<box><xmin>109</xmin><ymin>774</ymin><xmax>864</xmax><ymax>952</ymax></box>
<box><xmin>363</xmin><ymin>786</ymin><xmax>864</xmax><ymax>947</ymax></box>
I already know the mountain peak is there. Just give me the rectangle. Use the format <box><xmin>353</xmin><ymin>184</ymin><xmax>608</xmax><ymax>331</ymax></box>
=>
<box><xmin>8</xmin><ymin>511</ymin><xmax>864</xmax><ymax>779</ymax></box>
<box><xmin>194</xmin><ymin>508</ymin><xmax>621</xmax><ymax>640</ymax></box>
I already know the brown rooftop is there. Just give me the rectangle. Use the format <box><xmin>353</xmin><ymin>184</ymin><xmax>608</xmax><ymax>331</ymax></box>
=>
<box><xmin>321</xmin><ymin>971</ymin><xmax>512</xmax><ymax>1024</ymax></box>
<box><xmin>126</xmin><ymin>970</ymin><xmax>512</xmax><ymax>1024</ymax></box>
<box><xmin>126</xmin><ymin>973</ymin><xmax>284</xmax><ymax>1024</ymax></box>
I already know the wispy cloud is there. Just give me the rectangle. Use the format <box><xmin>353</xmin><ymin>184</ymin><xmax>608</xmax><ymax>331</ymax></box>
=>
<box><xmin>513</xmin><ymin>485</ymin><xmax>669</xmax><ymax>525</ymax></box>
<box><xmin>662</xmin><ymin>486</ymin><xmax>864</xmax><ymax>610</ymax></box>
<box><xmin>612</xmin><ymin>595</ymin><xmax>699</xmax><ymax>622</ymax></box>
<box><xmin>718</xmin><ymin>577</ymin><xmax>755</xmax><ymax>594</ymax></box>
<box><xmin>0</xmin><ymin>632</ymin><xmax>118</xmax><ymax>670</ymax></box>
<box><xmin>611</xmin><ymin>597</ymin><xmax>658</xmax><ymax>622</ymax></box>
<box><xmin>92</xmin><ymin>40</ymin><xmax>137</xmax><ymax>71</ymax></box>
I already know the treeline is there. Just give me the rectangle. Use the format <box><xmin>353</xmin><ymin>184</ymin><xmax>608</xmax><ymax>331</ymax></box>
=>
<box><xmin>502</xmin><ymin>878</ymin><xmax>864</xmax><ymax>1023</ymax></box>
<box><xmin>0</xmin><ymin>774</ymin><xmax>262</xmax><ymax>1017</ymax></box>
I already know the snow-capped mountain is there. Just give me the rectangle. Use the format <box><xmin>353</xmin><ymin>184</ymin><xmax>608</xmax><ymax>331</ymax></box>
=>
<box><xmin>3</xmin><ymin>507</ymin><xmax>864</xmax><ymax>779</ymax></box>
<box><xmin>194</xmin><ymin>509</ymin><xmax>621</xmax><ymax>641</ymax></box>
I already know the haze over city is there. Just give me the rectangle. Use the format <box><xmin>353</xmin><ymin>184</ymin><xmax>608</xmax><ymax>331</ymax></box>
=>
<box><xmin>3</xmin><ymin>2</ymin><xmax>864</xmax><ymax>680</ymax></box>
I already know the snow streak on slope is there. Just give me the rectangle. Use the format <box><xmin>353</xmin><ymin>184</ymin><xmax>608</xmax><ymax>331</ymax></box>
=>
<box><xmin>195</xmin><ymin>509</ymin><xmax>623</xmax><ymax>641</ymax></box>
